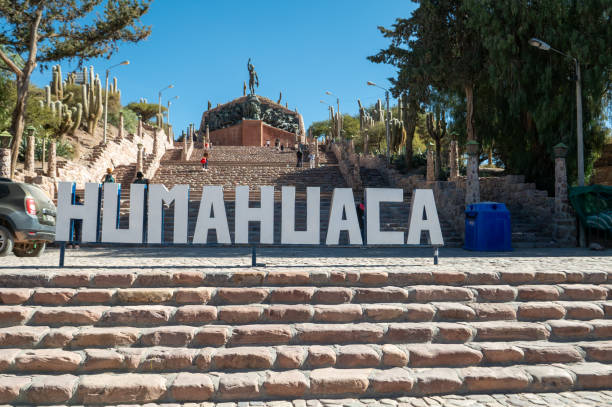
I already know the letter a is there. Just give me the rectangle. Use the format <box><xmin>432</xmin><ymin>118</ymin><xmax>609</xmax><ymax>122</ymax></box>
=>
<box><xmin>406</xmin><ymin>189</ymin><xmax>444</xmax><ymax>245</ymax></box>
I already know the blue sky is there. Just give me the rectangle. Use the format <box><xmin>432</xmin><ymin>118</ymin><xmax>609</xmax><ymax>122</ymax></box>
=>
<box><xmin>29</xmin><ymin>0</ymin><xmax>416</xmax><ymax>138</ymax></box>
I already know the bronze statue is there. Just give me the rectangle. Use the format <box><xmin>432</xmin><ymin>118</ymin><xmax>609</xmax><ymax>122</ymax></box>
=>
<box><xmin>247</xmin><ymin>58</ymin><xmax>259</xmax><ymax>95</ymax></box>
<box><xmin>243</xmin><ymin>81</ymin><xmax>247</xmax><ymax>96</ymax></box>
<box><xmin>277</xmin><ymin>91</ymin><xmax>282</xmax><ymax>104</ymax></box>
<box><xmin>207</xmin><ymin>100</ymin><xmax>212</xmax><ymax>110</ymax></box>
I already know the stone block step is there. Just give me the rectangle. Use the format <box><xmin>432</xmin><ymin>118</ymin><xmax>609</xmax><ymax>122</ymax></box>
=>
<box><xmin>1</xmin><ymin>270</ymin><xmax>609</xmax><ymax>289</ymax></box>
<box><xmin>0</xmin><ymin>342</ymin><xmax>609</xmax><ymax>375</ymax></box>
<box><xmin>1</xmin><ymin>284</ymin><xmax>609</xmax><ymax>306</ymax></box>
<box><xmin>1</xmin><ymin>363</ymin><xmax>611</xmax><ymax>404</ymax></box>
<box><xmin>1</xmin><ymin>320</ymin><xmax>611</xmax><ymax>349</ymax></box>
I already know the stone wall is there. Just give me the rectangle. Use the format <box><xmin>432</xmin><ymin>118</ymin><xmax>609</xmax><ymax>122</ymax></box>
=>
<box><xmin>209</xmin><ymin>120</ymin><xmax>296</xmax><ymax>147</ymax></box>
<box><xmin>331</xmin><ymin>143</ymin><xmax>361</xmax><ymax>190</ymax></box>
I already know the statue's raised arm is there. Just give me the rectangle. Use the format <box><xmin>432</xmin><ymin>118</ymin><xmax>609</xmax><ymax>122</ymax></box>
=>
<box><xmin>247</xmin><ymin>57</ymin><xmax>259</xmax><ymax>95</ymax></box>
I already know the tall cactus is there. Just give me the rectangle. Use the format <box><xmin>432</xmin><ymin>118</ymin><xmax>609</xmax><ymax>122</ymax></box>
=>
<box><xmin>109</xmin><ymin>76</ymin><xmax>121</xmax><ymax>102</ymax></box>
<box><xmin>38</xmin><ymin>97</ymin><xmax>82</xmax><ymax>139</ymax></box>
<box><xmin>51</xmin><ymin>65</ymin><xmax>64</xmax><ymax>100</ymax></box>
<box><xmin>82</xmin><ymin>71</ymin><xmax>103</xmax><ymax>134</ymax></box>
<box><xmin>57</xmin><ymin>103</ymin><xmax>83</xmax><ymax>139</ymax></box>
<box><xmin>426</xmin><ymin>107</ymin><xmax>447</xmax><ymax>180</ymax></box>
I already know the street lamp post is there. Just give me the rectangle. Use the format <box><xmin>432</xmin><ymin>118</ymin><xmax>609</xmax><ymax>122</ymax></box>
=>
<box><xmin>367</xmin><ymin>81</ymin><xmax>391</xmax><ymax>165</ymax></box>
<box><xmin>103</xmin><ymin>60</ymin><xmax>129</xmax><ymax>144</ymax></box>
<box><xmin>158</xmin><ymin>84</ymin><xmax>174</xmax><ymax>115</ymax></box>
<box><xmin>166</xmin><ymin>96</ymin><xmax>179</xmax><ymax>127</ymax></box>
<box><xmin>528</xmin><ymin>38</ymin><xmax>584</xmax><ymax>187</ymax></box>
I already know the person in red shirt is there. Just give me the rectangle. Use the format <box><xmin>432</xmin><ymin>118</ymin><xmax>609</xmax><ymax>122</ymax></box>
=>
<box><xmin>200</xmin><ymin>151</ymin><xmax>209</xmax><ymax>170</ymax></box>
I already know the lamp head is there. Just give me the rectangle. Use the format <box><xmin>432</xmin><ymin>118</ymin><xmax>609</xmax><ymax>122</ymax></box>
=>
<box><xmin>528</xmin><ymin>38</ymin><xmax>551</xmax><ymax>51</ymax></box>
<box><xmin>169</xmin><ymin>84</ymin><xmax>174</xmax><ymax>89</ymax></box>
<box><xmin>121</xmin><ymin>60</ymin><xmax>130</xmax><ymax>66</ymax></box>
<box><xmin>367</xmin><ymin>81</ymin><xmax>377</xmax><ymax>87</ymax></box>
<box><xmin>325</xmin><ymin>91</ymin><xmax>332</xmax><ymax>96</ymax></box>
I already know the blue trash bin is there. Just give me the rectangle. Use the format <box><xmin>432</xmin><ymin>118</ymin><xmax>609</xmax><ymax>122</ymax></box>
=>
<box><xmin>464</xmin><ymin>202</ymin><xmax>512</xmax><ymax>251</ymax></box>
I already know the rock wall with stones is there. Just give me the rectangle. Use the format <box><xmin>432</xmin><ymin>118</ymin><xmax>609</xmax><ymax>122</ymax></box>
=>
<box><xmin>200</xmin><ymin>95</ymin><xmax>305</xmax><ymax>137</ymax></box>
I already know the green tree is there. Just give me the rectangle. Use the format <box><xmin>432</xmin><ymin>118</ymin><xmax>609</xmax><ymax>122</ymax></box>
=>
<box><xmin>127</xmin><ymin>102</ymin><xmax>166</xmax><ymax>123</ymax></box>
<box><xmin>109</xmin><ymin>107</ymin><xmax>139</xmax><ymax>134</ymax></box>
<box><xmin>308</xmin><ymin>120</ymin><xmax>332</xmax><ymax>140</ymax></box>
<box><xmin>0</xmin><ymin>0</ymin><xmax>152</xmax><ymax>177</ymax></box>
<box><xmin>369</xmin><ymin>0</ymin><xmax>486</xmax><ymax>145</ymax></box>
<box><xmin>462</xmin><ymin>0</ymin><xmax>612</xmax><ymax>188</ymax></box>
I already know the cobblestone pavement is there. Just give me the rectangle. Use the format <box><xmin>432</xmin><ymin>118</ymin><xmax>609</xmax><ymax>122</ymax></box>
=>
<box><xmin>209</xmin><ymin>390</ymin><xmax>612</xmax><ymax>406</ymax></box>
<box><xmin>0</xmin><ymin>246</ymin><xmax>610</xmax><ymax>272</ymax></box>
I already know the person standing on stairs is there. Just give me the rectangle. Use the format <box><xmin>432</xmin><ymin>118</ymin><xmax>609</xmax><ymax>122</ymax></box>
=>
<box><xmin>296</xmin><ymin>149</ymin><xmax>303</xmax><ymax>167</ymax></box>
<box><xmin>201</xmin><ymin>151</ymin><xmax>209</xmax><ymax>170</ymax></box>
<box><xmin>309</xmin><ymin>151</ymin><xmax>315</xmax><ymax>169</ymax></box>
<box><xmin>133</xmin><ymin>171</ymin><xmax>149</xmax><ymax>185</ymax></box>
<box><xmin>102</xmin><ymin>168</ymin><xmax>115</xmax><ymax>183</ymax></box>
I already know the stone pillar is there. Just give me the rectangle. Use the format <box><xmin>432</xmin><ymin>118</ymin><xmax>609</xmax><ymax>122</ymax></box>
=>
<box><xmin>137</xmin><ymin>143</ymin><xmax>144</xmax><ymax>173</ymax></box>
<box><xmin>0</xmin><ymin>148</ymin><xmax>10</xmax><ymax>178</ymax></box>
<box><xmin>47</xmin><ymin>141</ymin><xmax>57</xmax><ymax>177</ymax></box>
<box><xmin>426</xmin><ymin>146</ymin><xmax>435</xmax><ymax>182</ymax></box>
<box><xmin>552</xmin><ymin>143</ymin><xmax>575</xmax><ymax>243</ymax></box>
<box><xmin>153</xmin><ymin>128</ymin><xmax>159</xmax><ymax>158</ymax></box>
<box><xmin>465</xmin><ymin>140</ymin><xmax>480</xmax><ymax>205</ymax></box>
<box><xmin>25</xmin><ymin>135</ymin><xmax>35</xmax><ymax>172</ymax></box>
<box><xmin>138</xmin><ymin>117</ymin><xmax>143</xmax><ymax>139</ymax></box>
<box><xmin>449</xmin><ymin>139</ymin><xmax>459</xmax><ymax>180</ymax></box>
<box><xmin>118</xmin><ymin>112</ymin><xmax>124</xmax><ymax>139</ymax></box>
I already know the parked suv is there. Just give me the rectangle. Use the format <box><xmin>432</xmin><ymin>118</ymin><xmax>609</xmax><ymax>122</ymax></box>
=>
<box><xmin>0</xmin><ymin>179</ymin><xmax>56</xmax><ymax>257</ymax></box>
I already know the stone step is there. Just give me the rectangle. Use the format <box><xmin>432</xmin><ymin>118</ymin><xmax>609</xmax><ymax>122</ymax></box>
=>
<box><xmin>1</xmin><ymin>302</ymin><xmax>609</xmax><ymax>328</ymax></box>
<box><xmin>1</xmin><ymin>319</ymin><xmax>610</xmax><ymax>348</ymax></box>
<box><xmin>0</xmin><ymin>341</ymin><xmax>609</xmax><ymax>374</ymax></box>
<box><xmin>1</xmin><ymin>363</ymin><xmax>611</xmax><ymax>404</ymax></box>
<box><xmin>1</xmin><ymin>270</ymin><xmax>608</xmax><ymax>289</ymax></box>
<box><xmin>1</xmin><ymin>284</ymin><xmax>609</xmax><ymax>308</ymax></box>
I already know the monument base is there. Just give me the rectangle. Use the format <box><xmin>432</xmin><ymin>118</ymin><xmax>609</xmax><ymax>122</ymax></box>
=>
<box><xmin>209</xmin><ymin>120</ymin><xmax>296</xmax><ymax>147</ymax></box>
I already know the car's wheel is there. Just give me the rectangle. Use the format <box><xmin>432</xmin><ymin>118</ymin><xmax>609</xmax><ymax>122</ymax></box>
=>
<box><xmin>13</xmin><ymin>242</ymin><xmax>46</xmax><ymax>257</ymax></box>
<box><xmin>0</xmin><ymin>226</ymin><xmax>14</xmax><ymax>257</ymax></box>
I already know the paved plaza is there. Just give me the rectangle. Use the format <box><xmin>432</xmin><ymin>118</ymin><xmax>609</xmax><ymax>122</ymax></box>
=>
<box><xmin>2</xmin><ymin>246</ymin><xmax>610</xmax><ymax>272</ymax></box>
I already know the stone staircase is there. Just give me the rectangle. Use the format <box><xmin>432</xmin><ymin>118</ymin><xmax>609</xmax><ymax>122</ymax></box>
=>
<box><xmin>101</xmin><ymin>146</ymin><xmax>461</xmax><ymax>245</ymax></box>
<box><xmin>359</xmin><ymin>167</ymin><xmax>463</xmax><ymax>247</ymax></box>
<box><xmin>0</xmin><ymin>267</ymin><xmax>610</xmax><ymax>404</ymax></box>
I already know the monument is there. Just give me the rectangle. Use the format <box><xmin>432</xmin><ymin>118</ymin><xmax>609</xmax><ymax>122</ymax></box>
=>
<box><xmin>199</xmin><ymin>59</ymin><xmax>305</xmax><ymax>146</ymax></box>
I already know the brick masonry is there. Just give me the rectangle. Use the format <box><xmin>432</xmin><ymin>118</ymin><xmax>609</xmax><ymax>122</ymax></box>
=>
<box><xmin>209</xmin><ymin>120</ymin><xmax>297</xmax><ymax>147</ymax></box>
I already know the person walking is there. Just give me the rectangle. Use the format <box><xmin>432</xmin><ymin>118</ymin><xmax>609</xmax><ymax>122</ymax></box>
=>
<box><xmin>309</xmin><ymin>151</ymin><xmax>315</xmax><ymax>169</ymax></box>
<box><xmin>102</xmin><ymin>168</ymin><xmax>115</xmax><ymax>183</ymax></box>
<box><xmin>69</xmin><ymin>195</ymin><xmax>83</xmax><ymax>250</ymax></box>
<box><xmin>356</xmin><ymin>201</ymin><xmax>365</xmax><ymax>242</ymax></box>
<box><xmin>296</xmin><ymin>149</ymin><xmax>303</xmax><ymax>167</ymax></box>
<box><xmin>200</xmin><ymin>151</ymin><xmax>209</xmax><ymax>170</ymax></box>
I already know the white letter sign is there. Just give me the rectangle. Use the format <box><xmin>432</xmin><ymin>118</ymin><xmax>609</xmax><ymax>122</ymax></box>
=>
<box><xmin>193</xmin><ymin>186</ymin><xmax>231</xmax><ymax>244</ymax></box>
<box><xmin>148</xmin><ymin>184</ymin><xmax>189</xmax><ymax>244</ymax></box>
<box><xmin>407</xmin><ymin>189</ymin><xmax>444</xmax><ymax>245</ymax></box>
<box><xmin>326</xmin><ymin>188</ymin><xmax>362</xmax><ymax>245</ymax></box>
<box><xmin>101</xmin><ymin>183</ymin><xmax>145</xmax><ymax>244</ymax></box>
<box><xmin>281</xmin><ymin>186</ymin><xmax>320</xmax><ymax>244</ymax></box>
<box><xmin>56</xmin><ymin>182</ymin><xmax>100</xmax><ymax>242</ymax></box>
<box><xmin>366</xmin><ymin>188</ymin><xmax>404</xmax><ymax>245</ymax></box>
